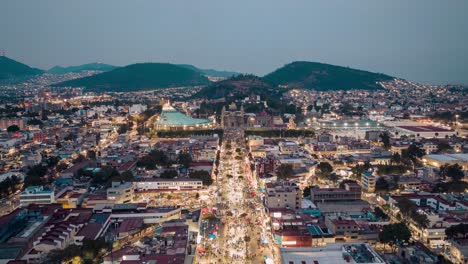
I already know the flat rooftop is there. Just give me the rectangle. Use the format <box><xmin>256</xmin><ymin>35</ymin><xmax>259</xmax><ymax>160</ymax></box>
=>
<box><xmin>396</xmin><ymin>125</ymin><xmax>453</xmax><ymax>132</ymax></box>
<box><xmin>281</xmin><ymin>243</ymin><xmax>385</xmax><ymax>264</ymax></box>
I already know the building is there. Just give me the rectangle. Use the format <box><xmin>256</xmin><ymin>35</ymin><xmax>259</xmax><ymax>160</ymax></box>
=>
<box><xmin>93</xmin><ymin>203</ymin><xmax>181</xmax><ymax>224</ymax></box>
<box><xmin>134</xmin><ymin>178</ymin><xmax>203</xmax><ymax>192</ymax></box>
<box><xmin>265</xmin><ymin>181</ymin><xmax>302</xmax><ymax>210</ymax></box>
<box><xmin>362</xmin><ymin>171</ymin><xmax>376</xmax><ymax>193</ymax></box>
<box><xmin>107</xmin><ymin>181</ymin><xmax>134</xmax><ymax>204</ymax></box>
<box><xmin>310</xmin><ymin>183</ymin><xmax>361</xmax><ymax>203</ymax></box>
<box><xmin>19</xmin><ymin>186</ymin><xmax>55</xmax><ymax>207</ymax></box>
<box><xmin>155</xmin><ymin>103</ymin><xmax>214</xmax><ymax>130</ymax></box>
<box><xmin>423</xmin><ymin>154</ymin><xmax>468</xmax><ymax>170</ymax></box>
<box><xmin>221</xmin><ymin>104</ymin><xmax>244</xmax><ymax>129</ymax></box>
<box><xmin>280</xmin><ymin>243</ymin><xmax>385</xmax><ymax>264</ymax></box>
<box><xmin>394</xmin><ymin>125</ymin><xmax>456</xmax><ymax>139</ymax></box>
<box><xmin>0</xmin><ymin>118</ymin><xmax>25</xmax><ymax>130</ymax></box>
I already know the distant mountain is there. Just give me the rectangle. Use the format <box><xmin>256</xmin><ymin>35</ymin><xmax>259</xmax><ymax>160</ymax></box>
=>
<box><xmin>263</xmin><ymin>61</ymin><xmax>394</xmax><ymax>91</ymax></box>
<box><xmin>0</xmin><ymin>56</ymin><xmax>43</xmax><ymax>80</ymax></box>
<box><xmin>193</xmin><ymin>74</ymin><xmax>274</xmax><ymax>100</ymax></box>
<box><xmin>53</xmin><ymin>63</ymin><xmax>211</xmax><ymax>92</ymax></box>
<box><xmin>48</xmin><ymin>63</ymin><xmax>118</xmax><ymax>74</ymax></box>
<box><xmin>178</xmin><ymin>64</ymin><xmax>240</xmax><ymax>78</ymax></box>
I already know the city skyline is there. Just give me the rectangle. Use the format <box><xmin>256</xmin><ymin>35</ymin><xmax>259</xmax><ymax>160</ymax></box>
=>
<box><xmin>2</xmin><ymin>0</ymin><xmax>468</xmax><ymax>85</ymax></box>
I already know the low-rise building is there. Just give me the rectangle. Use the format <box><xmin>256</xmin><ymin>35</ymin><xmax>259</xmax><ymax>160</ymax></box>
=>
<box><xmin>107</xmin><ymin>181</ymin><xmax>134</xmax><ymax>204</ymax></box>
<box><xmin>19</xmin><ymin>186</ymin><xmax>55</xmax><ymax>207</ymax></box>
<box><xmin>265</xmin><ymin>181</ymin><xmax>302</xmax><ymax>210</ymax></box>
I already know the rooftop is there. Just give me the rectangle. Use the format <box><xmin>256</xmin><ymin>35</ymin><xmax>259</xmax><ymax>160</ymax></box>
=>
<box><xmin>156</xmin><ymin>105</ymin><xmax>212</xmax><ymax>127</ymax></box>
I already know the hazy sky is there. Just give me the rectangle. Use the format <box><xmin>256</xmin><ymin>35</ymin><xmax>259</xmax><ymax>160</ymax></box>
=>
<box><xmin>2</xmin><ymin>0</ymin><xmax>468</xmax><ymax>84</ymax></box>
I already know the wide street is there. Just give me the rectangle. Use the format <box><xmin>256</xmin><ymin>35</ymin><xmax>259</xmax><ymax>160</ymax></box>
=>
<box><xmin>198</xmin><ymin>128</ymin><xmax>277</xmax><ymax>264</ymax></box>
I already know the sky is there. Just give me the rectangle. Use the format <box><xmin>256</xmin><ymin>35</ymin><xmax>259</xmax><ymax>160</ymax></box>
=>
<box><xmin>1</xmin><ymin>0</ymin><xmax>468</xmax><ymax>85</ymax></box>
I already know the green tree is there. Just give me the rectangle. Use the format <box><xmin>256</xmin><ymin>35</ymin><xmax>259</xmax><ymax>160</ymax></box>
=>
<box><xmin>6</xmin><ymin>124</ymin><xmax>20</xmax><ymax>133</ymax></box>
<box><xmin>396</xmin><ymin>197</ymin><xmax>416</xmax><ymax>216</ymax></box>
<box><xmin>402</xmin><ymin>144</ymin><xmax>425</xmax><ymax>163</ymax></box>
<box><xmin>445</xmin><ymin>223</ymin><xmax>468</xmax><ymax>239</ymax></box>
<box><xmin>117</xmin><ymin>124</ymin><xmax>129</xmax><ymax>134</ymax></box>
<box><xmin>379</xmin><ymin>132</ymin><xmax>391</xmax><ymax>149</ymax></box>
<box><xmin>24</xmin><ymin>165</ymin><xmax>48</xmax><ymax>187</ymax></box>
<box><xmin>437</xmin><ymin>142</ymin><xmax>453</xmax><ymax>153</ymax></box>
<box><xmin>440</xmin><ymin>164</ymin><xmax>464</xmax><ymax>182</ymax></box>
<box><xmin>373</xmin><ymin>207</ymin><xmax>388</xmax><ymax>219</ymax></box>
<box><xmin>277</xmin><ymin>164</ymin><xmax>294</xmax><ymax>179</ymax></box>
<box><xmin>390</xmin><ymin>153</ymin><xmax>402</xmax><ymax>165</ymax></box>
<box><xmin>93</xmin><ymin>166</ymin><xmax>120</xmax><ymax>184</ymax></box>
<box><xmin>316</xmin><ymin>162</ymin><xmax>333</xmax><ymax>178</ymax></box>
<box><xmin>375</xmin><ymin>177</ymin><xmax>390</xmax><ymax>192</ymax></box>
<box><xmin>177</xmin><ymin>153</ymin><xmax>192</xmax><ymax>169</ymax></box>
<box><xmin>160</xmin><ymin>170</ymin><xmax>178</xmax><ymax>179</ymax></box>
<box><xmin>137</xmin><ymin>150</ymin><xmax>170</xmax><ymax>169</ymax></box>
<box><xmin>379</xmin><ymin>223</ymin><xmax>411</xmax><ymax>252</ymax></box>
<box><xmin>189</xmin><ymin>170</ymin><xmax>213</xmax><ymax>186</ymax></box>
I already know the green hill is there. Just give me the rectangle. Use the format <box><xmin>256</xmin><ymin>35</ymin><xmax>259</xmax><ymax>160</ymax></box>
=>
<box><xmin>193</xmin><ymin>74</ymin><xmax>275</xmax><ymax>100</ymax></box>
<box><xmin>0</xmin><ymin>56</ymin><xmax>44</xmax><ymax>80</ymax></box>
<box><xmin>53</xmin><ymin>63</ymin><xmax>211</xmax><ymax>92</ymax></box>
<box><xmin>48</xmin><ymin>63</ymin><xmax>118</xmax><ymax>74</ymax></box>
<box><xmin>263</xmin><ymin>61</ymin><xmax>394</xmax><ymax>91</ymax></box>
<box><xmin>177</xmin><ymin>64</ymin><xmax>239</xmax><ymax>78</ymax></box>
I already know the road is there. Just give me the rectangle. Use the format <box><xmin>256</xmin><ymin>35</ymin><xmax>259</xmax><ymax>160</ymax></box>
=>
<box><xmin>197</xmin><ymin>128</ymin><xmax>278</xmax><ymax>264</ymax></box>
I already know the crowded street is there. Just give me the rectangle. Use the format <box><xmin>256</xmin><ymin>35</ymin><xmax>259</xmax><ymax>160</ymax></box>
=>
<box><xmin>197</xmin><ymin>129</ymin><xmax>277</xmax><ymax>264</ymax></box>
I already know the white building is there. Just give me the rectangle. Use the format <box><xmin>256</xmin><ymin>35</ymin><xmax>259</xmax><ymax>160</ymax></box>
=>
<box><xmin>134</xmin><ymin>178</ymin><xmax>203</xmax><ymax>192</ymax></box>
<box><xmin>280</xmin><ymin>243</ymin><xmax>385</xmax><ymax>264</ymax></box>
<box><xmin>107</xmin><ymin>181</ymin><xmax>134</xmax><ymax>203</ymax></box>
<box><xmin>20</xmin><ymin>186</ymin><xmax>55</xmax><ymax>207</ymax></box>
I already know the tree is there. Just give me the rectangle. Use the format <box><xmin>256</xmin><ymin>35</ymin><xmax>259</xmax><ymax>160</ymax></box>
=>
<box><xmin>113</xmin><ymin>170</ymin><xmax>134</xmax><ymax>182</ymax></box>
<box><xmin>6</xmin><ymin>125</ymin><xmax>20</xmax><ymax>133</ymax></box>
<box><xmin>189</xmin><ymin>170</ymin><xmax>213</xmax><ymax>186</ymax></box>
<box><xmin>437</xmin><ymin>142</ymin><xmax>453</xmax><ymax>153</ymax></box>
<box><xmin>373</xmin><ymin>207</ymin><xmax>388</xmax><ymax>219</ymax></box>
<box><xmin>93</xmin><ymin>166</ymin><xmax>120</xmax><ymax>184</ymax></box>
<box><xmin>402</xmin><ymin>144</ymin><xmax>425</xmax><ymax>163</ymax></box>
<box><xmin>24</xmin><ymin>165</ymin><xmax>48</xmax><ymax>187</ymax></box>
<box><xmin>177</xmin><ymin>153</ymin><xmax>192</xmax><ymax>168</ymax></box>
<box><xmin>432</xmin><ymin>181</ymin><xmax>468</xmax><ymax>193</ymax></box>
<box><xmin>0</xmin><ymin>175</ymin><xmax>21</xmax><ymax>198</ymax></box>
<box><xmin>445</xmin><ymin>223</ymin><xmax>468</xmax><ymax>239</ymax></box>
<box><xmin>440</xmin><ymin>164</ymin><xmax>464</xmax><ymax>182</ymax></box>
<box><xmin>396</xmin><ymin>197</ymin><xmax>416</xmax><ymax>216</ymax></box>
<box><xmin>117</xmin><ymin>124</ymin><xmax>129</xmax><ymax>134</ymax></box>
<box><xmin>375</xmin><ymin>177</ymin><xmax>390</xmax><ymax>192</ymax></box>
<box><xmin>327</xmin><ymin>173</ymin><xmax>339</xmax><ymax>184</ymax></box>
<box><xmin>390</xmin><ymin>153</ymin><xmax>402</xmax><ymax>165</ymax></box>
<box><xmin>316</xmin><ymin>162</ymin><xmax>333</xmax><ymax>178</ymax></box>
<box><xmin>160</xmin><ymin>170</ymin><xmax>178</xmax><ymax>179</ymax></box>
<box><xmin>351</xmin><ymin>162</ymin><xmax>370</xmax><ymax>180</ymax></box>
<box><xmin>137</xmin><ymin>150</ymin><xmax>170</xmax><ymax>169</ymax></box>
<box><xmin>276</xmin><ymin>164</ymin><xmax>294</xmax><ymax>179</ymax></box>
<box><xmin>379</xmin><ymin>223</ymin><xmax>411</xmax><ymax>252</ymax></box>
<box><xmin>379</xmin><ymin>132</ymin><xmax>391</xmax><ymax>149</ymax></box>
<box><xmin>45</xmin><ymin>244</ymin><xmax>82</xmax><ymax>264</ymax></box>
<box><xmin>412</xmin><ymin>211</ymin><xmax>430</xmax><ymax>228</ymax></box>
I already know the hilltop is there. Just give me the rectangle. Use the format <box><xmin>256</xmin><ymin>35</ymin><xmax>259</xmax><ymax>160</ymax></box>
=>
<box><xmin>193</xmin><ymin>74</ymin><xmax>277</xmax><ymax>100</ymax></box>
<box><xmin>177</xmin><ymin>64</ymin><xmax>240</xmax><ymax>78</ymax></box>
<box><xmin>53</xmin><ymin>63</ymin><xmax>211</xmax><ymax>92</ymax></box>
<box><xmin>263</xmin><ymin>61</ymin><xmax>394</xmax><ymax>91</ymax></box>
<box><xmin>0</xmin><ymin>56</ymin><xmax>44</xmax><ymax>80</ymax></box>
<box><xmin>48</xmin><ymin>63</ymin><xmax>118</xmax><ymax>74</ymax></box>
